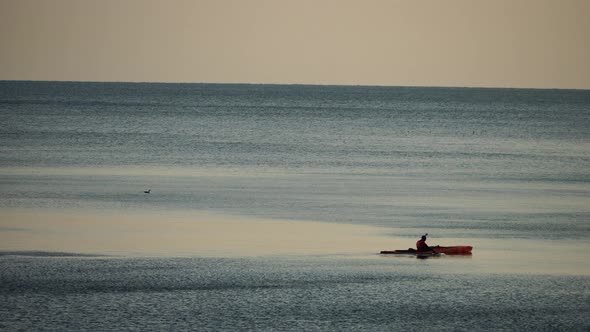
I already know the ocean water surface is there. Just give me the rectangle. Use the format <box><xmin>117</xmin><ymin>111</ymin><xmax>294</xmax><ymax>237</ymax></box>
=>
<box><xmin>0</xmin><ymin>81</ymin><xmax>589</xmax><ymax>330</ymax></box>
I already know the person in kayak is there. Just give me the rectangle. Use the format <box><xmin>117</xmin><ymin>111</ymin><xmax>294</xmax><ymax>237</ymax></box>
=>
<box><xmin>416</xmin><ymin>235</ymin><xmax>431</xmax><ymax>252</ymax></box>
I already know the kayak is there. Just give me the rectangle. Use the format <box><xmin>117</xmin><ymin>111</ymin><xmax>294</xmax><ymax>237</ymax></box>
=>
<box><xmin>380</xmin><ymin>246</ymin><xmax>473</xmax><ymax>255</ymax></box>
<box><xmin>433</xmin><ymin>246</ymin><xmax>473</xmax><ymax>255</ymax></box>
<box><xmin>379</xmin><ymin>249</ymin><xmax>438</xmax><ymax>255</ymax></box>
<box><xmin>379</xmin><ymin>249</ymin><xmax>441</xmax><ymax>258</ymax></box>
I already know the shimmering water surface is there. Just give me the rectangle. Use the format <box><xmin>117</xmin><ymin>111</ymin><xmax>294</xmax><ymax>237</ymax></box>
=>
<box><xmin>1</xmin><ymin>255</ymin><xmax>589</xmax><ymax>331</ymax></box>
<box><xmin>1</xmin><ymin>81</ymin><xmax>589</xmax><ymax>330</ymax></box>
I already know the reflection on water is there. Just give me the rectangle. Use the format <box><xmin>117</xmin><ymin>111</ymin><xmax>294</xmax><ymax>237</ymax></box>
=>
<box><xmin>0</xmin><ymin>210</ymin><xmax>392</xmax><ymax>256</ymax></box>
<box><xmin>1</xmin><ymin>209</ymin><xmax>589</xmax><ymax>276</ymax></box>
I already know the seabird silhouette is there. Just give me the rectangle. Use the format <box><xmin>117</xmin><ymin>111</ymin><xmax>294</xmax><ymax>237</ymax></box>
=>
<box><xmin>144</xmin><ymin>189</ymin><xmax>151</xmax><ymax>194</ymax></box>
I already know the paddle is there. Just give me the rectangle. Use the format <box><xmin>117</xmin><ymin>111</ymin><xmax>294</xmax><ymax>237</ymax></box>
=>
<box><xmin>423</xmin><ymin>233</ymin><xmax>438</xmax><ymax>255</ymax></box>
<box><xmin>422</xmin><ymin>233</ymin><xmax>434</xmax><ymax>253</ymax></box>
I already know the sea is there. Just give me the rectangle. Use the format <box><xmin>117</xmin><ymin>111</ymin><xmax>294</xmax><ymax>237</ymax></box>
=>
<box><xmin>1</xmin><ymin>81</ymin><xmax>589</xmax><ymax>331</ymax></box>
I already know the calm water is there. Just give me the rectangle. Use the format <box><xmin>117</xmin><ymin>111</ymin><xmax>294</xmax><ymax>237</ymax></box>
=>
<box><xmin>1</xmin><ymin>255</ymin><xmax>589</xmax><ymax>331</ymax></box>
<box><xmin>1</xmin><ymin>81</ymin><xmax>589</xmax><ymax>238</ymax></box>
<box><xmin>1</xmin><ymin>81</ymin><xmax>589</xmax><ymax>330</ymax></box>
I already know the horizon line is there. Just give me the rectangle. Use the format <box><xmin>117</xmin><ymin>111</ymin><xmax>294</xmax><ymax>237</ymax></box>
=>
<box><xmin>1</xmin><ymin>79</ymin><xmax>589</xmax><ymax>92</ymax></box>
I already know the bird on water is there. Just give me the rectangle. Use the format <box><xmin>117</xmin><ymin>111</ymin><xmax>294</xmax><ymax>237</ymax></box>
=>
<box><xmin>144</xmin><ymin>189</ymin><xmax>151</xmax><ymax>194</ymax></box>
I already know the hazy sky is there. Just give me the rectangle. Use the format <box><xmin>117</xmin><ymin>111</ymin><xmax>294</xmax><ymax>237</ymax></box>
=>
<box><xmin>1</xmin><ymin>0</ymin><xmax>589</xmax><ymax>89</ymax></box>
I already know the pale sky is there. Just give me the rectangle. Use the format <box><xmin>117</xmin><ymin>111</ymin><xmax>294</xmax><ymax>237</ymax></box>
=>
<box><xmin>1</xmin><ymin>0</ymin><xmax>589</xmax><ymax>89</ymax></box>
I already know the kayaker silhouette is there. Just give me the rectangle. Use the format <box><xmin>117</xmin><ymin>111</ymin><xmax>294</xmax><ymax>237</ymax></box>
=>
<box><xmin>416</xmin><ymin>234</ymin><xmax>431</xmax><ymax>252</ymax></box>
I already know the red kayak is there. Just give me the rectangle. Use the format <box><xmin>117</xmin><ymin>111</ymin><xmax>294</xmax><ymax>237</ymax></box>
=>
<box><xmin>433</xmin><ymin>246</ymin><xmax>473</xmax><ymax>255</ymax></box>
<box><xmin>380</xmin><ymin>246</ymin><xmax>473</xmax><ymax>255</ymax></box>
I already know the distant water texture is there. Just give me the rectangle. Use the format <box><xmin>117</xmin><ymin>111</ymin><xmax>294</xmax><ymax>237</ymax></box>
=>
<box><xmin>0</xmin><ymin>81</ymin><xmax>589</xmax><ymax>330</ymax></box>
<box><xmin>1</xmin><ymin>82</ymin><xmax>589</xmax><ymax>240</ymax></box>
